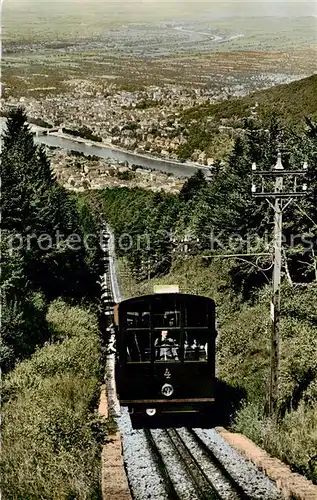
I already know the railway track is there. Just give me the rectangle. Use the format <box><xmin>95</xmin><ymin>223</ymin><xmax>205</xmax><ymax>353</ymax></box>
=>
<box><xmin>144</xmin><ymin>427</ymin><xmax>253</xmax><ymax>500</ymax></box>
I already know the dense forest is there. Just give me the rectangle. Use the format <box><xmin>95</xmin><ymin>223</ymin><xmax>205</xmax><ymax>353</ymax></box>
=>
<box><xmin>1</xmin><ymin>108</ymin><xmax>103</xmax><ymax>371</ymax></box>
<box><xmin>177</xmin><ymin>74</ymin><xmax>317</xmax><ymax>160</ymax></box>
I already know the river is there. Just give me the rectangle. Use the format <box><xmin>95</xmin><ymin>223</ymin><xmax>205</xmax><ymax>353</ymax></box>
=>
<box><xmin>34</xmin><ymin>134</ymin><xmax>211</xmax><ymax>179</ymax></box>
<box><xmin>0</xmin><ymin>116</ymin><xmax>211</xmax><ymax>178</ymax></box>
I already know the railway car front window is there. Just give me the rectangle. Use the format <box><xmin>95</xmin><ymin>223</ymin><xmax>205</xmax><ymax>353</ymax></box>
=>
<box><xmin>126</xmin><ymin>311</ymin><xmax>150</xmax><ymax>329</ymax></box>
<box><xmin>153</xmin><ymin>298</ymin><xmax>180</xmax><ymax>328</ymax></box>
<box><xmin>126</xmin><ymin>330</ymin><xmax>151</xmax><ymax>362</ymax></box>
<box><xmin>126</xmin><ymin>310</ymin><xmax>151</xmax><ymax>362</ymax></box>
<box><xmin>185</xmin><ymin>301</ymin><xmax>208</xmax><ymax>327</ymax></box>
<box><xmin>184</xmin><ymin>331</ymin><xmax>208</xmax><ymax>361</ymax></box>
<box><xmin>154</xmin><ymin>330</ymin><xmax>180</xmax><ymax>362</ymax></box>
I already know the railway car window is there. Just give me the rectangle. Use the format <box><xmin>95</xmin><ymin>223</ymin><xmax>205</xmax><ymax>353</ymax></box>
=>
<box><xmin>184</xmin><ymin>301</ymin><xmax>209</xmax><ymax>327</ymax></box>
<box><xmin>126</xmin><ymin>311</ymin><xmax>150</xmax><ymax>329</ymax></box>
<box><xmin>184</xmin><ymin>331</ymin><xmax>208</xmax><ymax>361</ymax></box>
<box><xmin>154</xmin><ymin>330</ymin><xmax>180</xmax><ymax>362</ymax></box>
<box><xmin>126</xmin><ymin>330</ymin><xmax>151</xmax><ymax>362</ymax></box>
<box><xmin>152</xmin><ymin>296</ymin><xmax>180</xmax><ymax>328</ymax></box>
<box><xmin>154</xmin><ymin>309</ymin><xmax>180</xmax><ymax>328</ymax></box>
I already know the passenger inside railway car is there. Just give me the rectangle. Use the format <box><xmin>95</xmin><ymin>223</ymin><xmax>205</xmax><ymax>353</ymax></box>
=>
<box><xmin>184</xmin><ymin>334</ymin><xmax>208</xmax><ymax>361</ymax></box>
<box><xmin>154</xmin><ymin>329</ymin><xmax>179</xmax><ymax>361</ymax></box>
<box><xmin>124</xmin><ymin>300</ymin><xmax>209</xmax><ymax>362</ymax></box>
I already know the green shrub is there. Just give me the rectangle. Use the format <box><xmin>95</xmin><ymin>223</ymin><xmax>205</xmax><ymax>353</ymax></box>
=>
<box><xmin>217</xmin><ymin>301</ymin><xmax>271</xmax><ymax>402</ymax></box>
<box><xmin>4</xmin><ymin>300</ymin><xmax>102</xmax><ymax>401</ymax></box>
<box><xmin>29</xmin><ymin>117</ymin><xmax>53</xmax><ymax>128</ymax></box>
<box><xmin>234</xmin><ymin>402</ymin><xmax>317</xmax><ymax>483</ymax></box>
<box><xmin>1</xmin><ymin>300</ymin><xmax>104</xmax><ymax>499</ymax></box>
<box><xmin>116</xmin><ymin>170</ymin><xmax>135</xmax><ymax>181</ymax></box>
<box><xmin>46</xmin><ymin>298</ymin><xmax>99</xmax><ymax>341</ymax></box>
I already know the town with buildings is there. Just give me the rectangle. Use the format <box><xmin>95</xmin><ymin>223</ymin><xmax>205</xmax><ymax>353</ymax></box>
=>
<box><xmin>49</xmin><ymin>148</ymin><xmax>184</xmax><ymax>193</ymax></box>
<box><xmin>2</xmin><ymin>80</ymin><xmax>232</xmax><ymax>166</ymax></box>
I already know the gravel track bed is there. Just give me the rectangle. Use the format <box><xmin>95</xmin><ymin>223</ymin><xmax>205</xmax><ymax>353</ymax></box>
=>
<box><xmin>150</xmin><ymin>428</ymin><xmax>200</xmax><ymax>500</ymax></box>
<box><xmin>118</xmin><ymin>409</ymin><xmax>170</xmax><ymax>500</ymax></box>
<box><xmin>176</xmin><ymin>428</ymin><xmax>240</xmax><ymax>500</ymax></box>
<box><xmin>193</xmin><ymin>429</ymin><xmax>283</xmax><ymax>500</ymax></box>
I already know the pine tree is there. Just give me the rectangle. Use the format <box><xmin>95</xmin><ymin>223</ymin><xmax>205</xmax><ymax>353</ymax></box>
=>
<box><xmin>179</xmin><ymin>169</ymin><xmax>207</xmax><ymax>202</ymax></box>
<box><xmin>1</xmin><ymin>108</ymin><xmax>99</xmax><ymax>370</ymax></box>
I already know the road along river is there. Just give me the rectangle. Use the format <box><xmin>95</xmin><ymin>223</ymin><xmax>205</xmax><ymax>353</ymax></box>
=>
<box><xmin>35</xmin><ymin>133</ymin><xmax>212</xmax><ymax>179</ymax></box>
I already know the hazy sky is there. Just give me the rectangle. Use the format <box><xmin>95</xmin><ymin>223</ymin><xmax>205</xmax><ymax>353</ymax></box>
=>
<box><xmin>5</xmin><ymin>0</ymin><xmax>317</xmax><ymax>22</ymax></box>
<box><xmin>6</xmin><ymin>0</ymin><xmax>317</xmax><ymax>9</ymax></box>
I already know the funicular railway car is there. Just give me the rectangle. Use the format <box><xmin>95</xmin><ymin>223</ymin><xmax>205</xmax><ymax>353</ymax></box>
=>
<box><xmin>114</xmin><ymin>290</ymin><xmax>217</xmax><ymax>418</ymax></box>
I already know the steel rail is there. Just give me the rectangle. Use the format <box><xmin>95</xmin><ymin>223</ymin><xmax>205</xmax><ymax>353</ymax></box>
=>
<box><xmin>188</xmin><ymin>429</ymin><xmax>253</xmax><ymax>500</ymax></box>
<box><xmin>165</xmin><ymin>428</ymin><xmax>220</xmax><ymax>500</ymax></box>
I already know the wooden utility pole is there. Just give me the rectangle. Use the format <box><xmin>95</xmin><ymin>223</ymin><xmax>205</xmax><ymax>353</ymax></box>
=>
<box><xmin>252</xmin><ymin>153</ymin><xmax>308</xmax><ymax>415</ymax></box>
<box><xmin>270</xmin><ymin>155</ymin><xmax>283</xmax><ymax>414</ymax></box>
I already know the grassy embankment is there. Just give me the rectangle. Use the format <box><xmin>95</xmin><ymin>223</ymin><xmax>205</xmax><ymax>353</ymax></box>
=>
<box><xmin>117</xmin><ymin>256</ymin><xmax>317</xmax><ymax>484</ymax></box>
<box><xmin>1</xmin><ymin>299</ymin><xmax>108</xmax><ymax>500</ymax></box>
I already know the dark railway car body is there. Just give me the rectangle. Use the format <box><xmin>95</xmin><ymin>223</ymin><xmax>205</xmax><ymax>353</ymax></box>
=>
<box><xmin>115</xmin><ymin>292</ymin><xmax>217</xmax><ymax>417</ymax></box>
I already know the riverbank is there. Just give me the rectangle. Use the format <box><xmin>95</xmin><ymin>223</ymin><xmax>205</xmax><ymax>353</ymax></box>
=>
<box><xmin>50</xmin><ymin>148</ymin><xmax>184</xmax><ymax>193</ymax></box>
<box><xmin>51</xmin><ymin>129</ymin><xmax>204</xmax><ymax>166</ymax></box>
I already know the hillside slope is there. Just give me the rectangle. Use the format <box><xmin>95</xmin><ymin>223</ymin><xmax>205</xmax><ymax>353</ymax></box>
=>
<box><xmin>178</xmin><ymin>74</ymin><xmax>317</xmax><ymax>160</ymax></box>
<box><xmin>182</xmin><ymin>74</ymin><xmax>317</xmax><ymax>125</ymax></box>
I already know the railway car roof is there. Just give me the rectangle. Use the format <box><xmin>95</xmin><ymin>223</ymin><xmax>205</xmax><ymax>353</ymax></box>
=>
<box><xmin>118</xmin><ymin>293</ymin><xmax>215</xmax><ymax>307</ymax></box>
